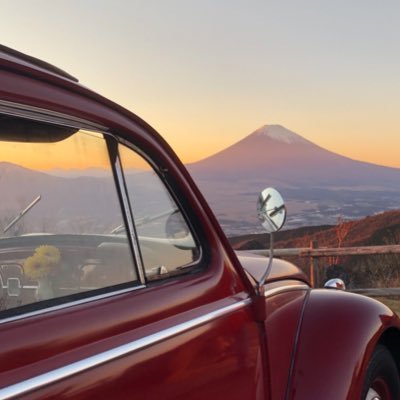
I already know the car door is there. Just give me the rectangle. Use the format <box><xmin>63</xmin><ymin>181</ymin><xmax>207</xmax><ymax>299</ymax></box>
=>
<box><xmin>0</xmin><ymin>112</ymin><xmax>266</xmax><ymax>399</ymax></box>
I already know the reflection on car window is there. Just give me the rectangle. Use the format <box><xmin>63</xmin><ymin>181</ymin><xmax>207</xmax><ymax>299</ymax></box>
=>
<box><xmin>0</xmin><ymin>116</ymin><xmax>138</xmax><ymax>316</ymax></box>
<box><xmin>118</xmin><ymin>144</ymin><xmax>200</xmax><ymax>280</ymax></box>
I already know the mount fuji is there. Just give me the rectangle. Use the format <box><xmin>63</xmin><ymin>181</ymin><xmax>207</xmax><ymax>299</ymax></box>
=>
<box><xmin>187</xmin><ymin>125</ymin><xmax>400</xmax><ymax>235</ymax></box>
<box><xmin>188</xmin><ymin>125</ymin><xmax>400</xmax><ymax>187</ymax></box>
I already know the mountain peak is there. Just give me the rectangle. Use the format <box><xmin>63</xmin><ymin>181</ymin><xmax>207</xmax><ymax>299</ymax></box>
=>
<box><xmin>251</xmin><ymin>124</ymin><xmax>308</xmax><ymax>145</ymax></box>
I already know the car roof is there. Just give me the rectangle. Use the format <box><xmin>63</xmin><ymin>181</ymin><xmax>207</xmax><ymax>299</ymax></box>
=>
<box><xmin>0</xmin><ymin>44</ymin><xmax>169</xmax><ymax>155</ymax></box>
<box><xmin>0</xmin><ymin>44</ymin><xmax>78</xmax><ymax>83</ymax></box>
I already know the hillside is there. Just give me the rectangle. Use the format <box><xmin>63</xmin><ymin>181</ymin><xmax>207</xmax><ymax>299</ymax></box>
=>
<box><xmin>231</xmin><ymin>211</ymin><xmax>400</xmax><ymax>291</ymax></box>
<box><xmin>230</xmin><ymin>210</ymin><xmax>400</xmax><ymax>251</ymax></box>
<box><xmin>0</xmin><ymin>162</ymin><xmax>168</xmax><ymax>235</ymax></box>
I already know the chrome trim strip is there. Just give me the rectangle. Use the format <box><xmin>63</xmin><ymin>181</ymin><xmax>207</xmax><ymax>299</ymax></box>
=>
<box><xmin>0</xmin><ymin>298</ymin><xmax>251</xmax><ymax>399</ymax></box>
<box><xmin>263</xmin><ymin>284</ymin><xmax>309</xmax><ymax>298</ymax></box>
<box><xmin>0</xmin><ymin>100</ymin><xmax>107</xmax><ymax>132</ymax></box>
<box><xmin>111</xmin><ymin>150</ymin><xmax>146</xmax><ymax>285</ymax></box>
<box><xmin>0</xmin><ymin>285</ymin><xmax>145</xmax><ymax>326</ymax></box>
<box><xmin>0</xmin><ymin>284</ymin><xmax>308</xmax><ymax>326</ymax></box>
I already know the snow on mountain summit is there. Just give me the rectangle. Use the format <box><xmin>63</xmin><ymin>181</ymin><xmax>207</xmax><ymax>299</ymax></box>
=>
<box><xmin>252</xmin><ymin>125</ymin><xmax>309</xmax><ymax>145</ymax></box>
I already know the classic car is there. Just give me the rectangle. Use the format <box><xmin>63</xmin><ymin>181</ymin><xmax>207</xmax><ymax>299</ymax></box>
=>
<box><xmin>0</xmin><ymin>44</ymin><xmax>399</xmax><ymax>400</ymax></box>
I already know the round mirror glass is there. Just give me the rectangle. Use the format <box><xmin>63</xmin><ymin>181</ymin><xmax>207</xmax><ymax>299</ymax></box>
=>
<box><xmin>257</xmin><ymin>187</ymin><xmax>287</xmax><ymax>233</ymax></box>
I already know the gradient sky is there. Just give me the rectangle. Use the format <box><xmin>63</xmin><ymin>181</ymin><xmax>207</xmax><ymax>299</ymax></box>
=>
<box><xmin>1</xmin><ymin>0</ymin><xmax>400</xmax><ymax>167</ymax></box>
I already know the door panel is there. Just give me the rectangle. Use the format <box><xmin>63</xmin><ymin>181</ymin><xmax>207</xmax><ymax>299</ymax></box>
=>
<box><xmin>1</xmin><ymin>295</ymin><xmax>263</xmax><ymax>399</ymax></box>
<box><xmin>265</xmin><ymin>286</ymin><xmax>309</xmax><ymax>400</ymax></box>
<box><xmin>0</xmin><ymin>114</ymin><xmax>265</xmax><ymax>399</ymax></box>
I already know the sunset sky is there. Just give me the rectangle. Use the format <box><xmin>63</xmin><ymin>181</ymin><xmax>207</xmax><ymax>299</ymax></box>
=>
<box><xmin>1</xmin><ymin>1</ymin><xmax>400</xmax><ymax>167</ymax></box>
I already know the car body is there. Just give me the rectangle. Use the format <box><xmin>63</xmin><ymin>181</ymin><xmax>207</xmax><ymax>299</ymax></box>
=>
<box><xmin>0</xmin><ymin>45</ymin><xmax>399</xmax><ymax>399</ymax></box>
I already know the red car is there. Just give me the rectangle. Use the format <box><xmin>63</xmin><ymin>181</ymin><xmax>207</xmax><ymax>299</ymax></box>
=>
<box><xmin>0</xmin><ymin>44</ymin><xmax>399</xmax><ymax>400</ymax></box>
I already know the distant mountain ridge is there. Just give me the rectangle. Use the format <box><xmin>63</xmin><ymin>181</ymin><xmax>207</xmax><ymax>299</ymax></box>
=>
<box><xmin>0</xmin><ymin>161</ymin><xmax>120</xmax><ymax>233</ymax></box>
<box><xmin>0</xmin><ymin>161</ymin><xmax>169</xmax><ymax>235</ymax></box>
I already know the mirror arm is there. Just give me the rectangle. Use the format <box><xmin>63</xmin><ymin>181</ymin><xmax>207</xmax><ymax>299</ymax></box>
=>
<box><xmin>257</xmin><ymin>232</ymin><xmax>274</xmax><ymax>295</ymax></box>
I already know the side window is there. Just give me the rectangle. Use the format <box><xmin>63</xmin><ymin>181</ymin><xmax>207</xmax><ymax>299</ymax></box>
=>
<box><xmin>118</xmin><ymin>144</ymin><xmax>201</xmax><ymax>280</ymax></box>
<box><xmin>0</xmin><ymin>116</ymin><xmax>138</xmax><ymax>316</ymax></box>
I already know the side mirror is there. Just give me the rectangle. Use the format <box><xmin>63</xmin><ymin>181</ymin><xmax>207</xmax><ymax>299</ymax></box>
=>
<box><xmin>165</xmin><ymin>211</ymin><xmax>196</xmax><ymax>250</ymax></box>
<box><xmin>256</xmin><ymin>187</ymin><xmax>287</xmax><ymax>296</ymax></box>
<box><xmin>165</xmin><ymin>210</ymin><xmax>189</xmax><ymax>239</ymax></box>
<box><xmin>257</xmin><ymin>187</ymin><xmax>286</xmax><ymax>233</ymax></box>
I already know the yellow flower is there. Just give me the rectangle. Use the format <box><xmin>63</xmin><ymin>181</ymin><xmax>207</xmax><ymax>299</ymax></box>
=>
<box><xmin>34</xmin><ymin>245</ymin><xmax>61</xmax><ymax>266</ymax></box>
<box><xmin>23</xmin><ymin>245</ymin><xmax>61</xmax><ymax>280</ymax></box>
<box><xmin>24</xmin><ymin>254</ymin><xmax>53</xmax><ymax>280</ymax></box>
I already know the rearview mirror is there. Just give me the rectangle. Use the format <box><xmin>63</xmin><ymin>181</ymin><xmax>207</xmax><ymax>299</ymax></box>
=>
<box><xmin>0</xmin><ymin>116</ymin><xmax>77</xmax><ymax>143</ymax></box>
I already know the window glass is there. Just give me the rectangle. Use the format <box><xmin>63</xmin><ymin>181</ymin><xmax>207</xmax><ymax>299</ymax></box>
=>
<box><xmin>118</xmin><ymin>144</ymin><xmax>200</xmax><ymax>280</ymax></box>
<box><xmin>0</xmin><ymin>117</ymin><xmax>137</xmax><ymax>315</ymax></box>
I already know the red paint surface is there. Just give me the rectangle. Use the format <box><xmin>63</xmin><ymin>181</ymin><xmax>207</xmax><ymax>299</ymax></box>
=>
<box><xmin>1</xmin><ymin>48</ymin><xmax>400</xmax><ymax>400</ymax></box>
<box><xmin>288</xmin><ymin>290</ymin><xmax>400</xmax><ymax>399</ymax></box>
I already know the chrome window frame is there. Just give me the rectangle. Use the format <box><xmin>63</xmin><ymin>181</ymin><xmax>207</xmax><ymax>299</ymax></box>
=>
<box><xmin>117</xmin><ymin>137</ymin><xmax>204</xmax><ymax>277</ymax></box>
<box><xmin>0</xmin><ymin>101</ymin><xmax>147</xmax><ymax>321</ymax></box>
<box><xmin>105</xmin><ymin>136</ymin><xmax>146</xmax><ymax>284</ymax></box>
<box><xmin>0</xmin><ymin>100</ymin><xmax>106</xmax><ymax>132</ymax></box>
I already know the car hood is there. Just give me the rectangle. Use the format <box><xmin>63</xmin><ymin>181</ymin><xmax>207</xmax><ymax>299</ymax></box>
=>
<box><xmin>235</xmin><ymin>250</ymin><xmax>310</xmax><ymax>286</ymax></box>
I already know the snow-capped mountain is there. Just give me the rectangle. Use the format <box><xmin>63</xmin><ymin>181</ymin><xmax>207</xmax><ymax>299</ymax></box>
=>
<box><xmin>250</xmin><ymin>124</ymin><xmax>310</xmax><ymax>144</ymax></box>
<box><xmin>188</xmin><ymin>124</ymin><xmax>400</xmax><ymax>188</ymax></box>
<box><xmin>187</xmin><ymin>125</ymin><xmax>400</xmax><ymax>235</ymax></box>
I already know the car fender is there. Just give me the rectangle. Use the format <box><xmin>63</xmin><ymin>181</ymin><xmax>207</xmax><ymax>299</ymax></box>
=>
<box><xmin>287</xmin><ymin>289</ymin><xmax>400</xmax><ymax>399</ymax></box>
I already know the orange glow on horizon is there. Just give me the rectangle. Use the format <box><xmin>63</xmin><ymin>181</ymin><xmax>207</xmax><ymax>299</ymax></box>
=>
<box><xmin>0</xmin><ymin>122</ymin><xmax>399</xmax><ymax>171</ymax></box>
<box><xmin>0</xmin><ymin>130</ymin><xmax>150</xmax><ymax>171</ymax></box>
